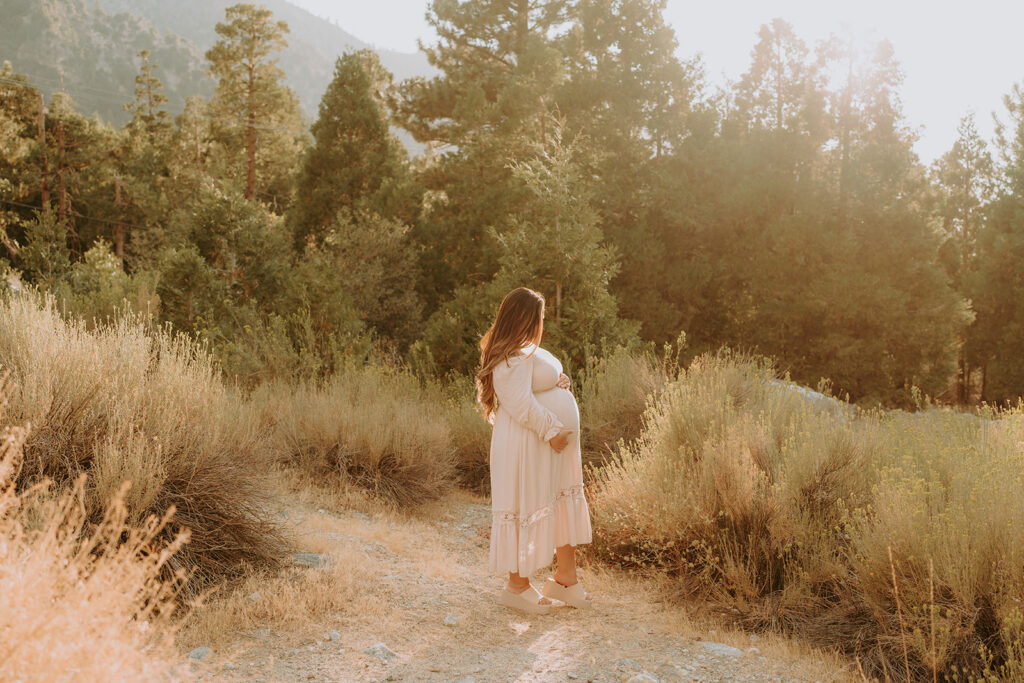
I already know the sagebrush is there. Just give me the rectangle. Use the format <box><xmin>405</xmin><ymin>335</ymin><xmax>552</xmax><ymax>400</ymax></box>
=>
<box><xmin>0</xmin><ymin>292</ymin><xmax>284</xmax><ymax>595</ymax></box>
<box><xmin>587</xmin><ymin>351</ymin><xmax>1024</xmax><ymax>681</ymax></box>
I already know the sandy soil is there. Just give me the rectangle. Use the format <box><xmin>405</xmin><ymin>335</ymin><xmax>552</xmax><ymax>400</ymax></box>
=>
<box><xmin>180</xmin><ymin>489</ymin><xmax>860</xmax><ymax>683</ymax></box>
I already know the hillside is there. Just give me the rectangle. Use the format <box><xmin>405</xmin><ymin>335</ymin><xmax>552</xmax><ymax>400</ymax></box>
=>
<box><xmin>1</xmin><ymin>0</ymin><xmax>432</xmax><ymax>126</ymax></box>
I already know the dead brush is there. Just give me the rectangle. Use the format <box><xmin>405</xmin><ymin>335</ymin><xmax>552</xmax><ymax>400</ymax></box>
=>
<box><xmin>0</xmin><ymin>293</ymin><xmax>285</xmax><ymax>597</ymax></box>
<box><xmin>579</xmin><ymin>344</ymin><xmax>670</xmax><ymax>467</ymax></box>
<box><xmin>588</xmin><ymin>350</ymin><xmax>1024</xmax><ymax>679</ymax></box>
<box><xmin>0</xmin><ymin>394</ymin><xmax>188</xmax><ymax>681</ymax></box>
<box><xmin>257</xmin><ymin>363</ymin><xmax>457</xmax><ymax>508</ymax></box>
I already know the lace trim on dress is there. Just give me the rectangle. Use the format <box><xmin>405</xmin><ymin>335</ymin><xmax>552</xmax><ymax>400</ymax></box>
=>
<box><xmin>492</xmin><ymin>484</ymin><xmax>586</xmax><ymax>529</ymax></box>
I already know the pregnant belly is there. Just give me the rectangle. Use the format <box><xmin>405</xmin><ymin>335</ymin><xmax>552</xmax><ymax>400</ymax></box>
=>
<box><xmin>534</xmin><ymin>388</ymin><xmax>580</xmax><ymax>433</ymax></box>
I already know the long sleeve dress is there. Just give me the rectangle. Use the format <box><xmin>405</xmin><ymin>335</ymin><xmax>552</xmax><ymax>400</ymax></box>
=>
<box><xmin>488</xmin><ymin>342</ymin><xmax>593</xmax><ymax>576</ymax></box>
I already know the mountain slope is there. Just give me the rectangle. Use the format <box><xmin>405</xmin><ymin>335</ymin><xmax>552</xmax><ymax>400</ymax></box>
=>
<box><xmin>2</xmin><ymin>0</ymin><xmax>211</xmax><ymax>123</ymax></box>
<box><xmin>1</xmin><ymin>0</ymin><xmax>432</xmax><ymax>126</ymax></box>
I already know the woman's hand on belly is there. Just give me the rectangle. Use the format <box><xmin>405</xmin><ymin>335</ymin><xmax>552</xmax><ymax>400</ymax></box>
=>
<box><xmin>548</xmin><ymin>429</ymin><xmax>573</xmax><ymax>453</ymax></box>
<box><xmin>557</xmin><ymin>372</ymin><xmax>571</xmax><ymax>390</ymax></box>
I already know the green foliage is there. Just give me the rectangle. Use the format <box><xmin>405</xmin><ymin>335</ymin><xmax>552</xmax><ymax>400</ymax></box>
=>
<box><xmin>397</xmin><ymin>0</ymin><xmax>573</xmax><ymax>311</ymax></box>
<box><xmin>56</xmin><ymin>239</ymin><xmax>159</xmax><ymax>322</ymax></box>
<box><xmin>19</xmin><ymin>211</ymin><xmax>71</xmax><ymax>288</ymax></box>
<box><xmin>7</xmin><ymin>1</ymin><xmax>1024</xmax><ymax>405</ymax></box>
<box><xmin>290</xmin><ymin>51</ymin><xmax>419</xmax><ymax>250</ymax></box>
<box><xmin>968</xmin><ymin>84</ymin><xmax>1024</xmax><ymax>403</ymax></box>
<box><xmin>490</xmin><ymin>119</ymin><xmax>639</xmax><ymax>369</ymax></box>
<box><xmin>317</xmin><ymin>209</ymin><xmax>423</xmax><ymax>350</ymax></box>
<box><xmin>205</xmin><ymin>3</ymin><xmax>306</xmax><ymax>205</ymax></box>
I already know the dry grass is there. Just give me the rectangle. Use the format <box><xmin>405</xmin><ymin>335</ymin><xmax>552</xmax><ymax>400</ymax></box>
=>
<box><xmin>442</xmin><ymin>374</ymin><xmax>493</xmax><ymax>494</ymax></box>
<box><xmin>0</xmin><ymin>393</ymin><xmax>188</xmax><ymax>682</ymax></box>
<box><xmin>0</xmin><ymin>292</ymin><xmax>285</xmax><ymax>596</ymax></box>
<box><xmin>578</xmin><ymin>344</ymin><xmax>672</xmax><ymax>467</ymax></box>
<box><xmin>587</xmin><ymin>350</ymin><xmax>1024</xmax><ymax>680</ymax></box>
<box><xmin>255</xmin><ymin>364</ymin><xmax>458</xmax><ymax>507</ymax></box>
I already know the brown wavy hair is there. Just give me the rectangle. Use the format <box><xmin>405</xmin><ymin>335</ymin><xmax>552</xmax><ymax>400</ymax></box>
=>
<box><xmin>475</xmin><ymin>287</ymin><xmax>545</xmax><ymax>422</ymax></box>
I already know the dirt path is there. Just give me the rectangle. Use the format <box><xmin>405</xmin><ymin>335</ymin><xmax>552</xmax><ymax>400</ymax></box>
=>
<box><xmin>182</xmin><ymin>491</ymin><xmax>858</xmax><ymax>682</ymax></box>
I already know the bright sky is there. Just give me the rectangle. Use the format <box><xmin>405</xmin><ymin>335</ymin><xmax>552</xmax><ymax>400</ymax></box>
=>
<box><xmin>289</xmin><ymin>0</ymin><xmax>1024</xmax><ymax>163</ymax></box>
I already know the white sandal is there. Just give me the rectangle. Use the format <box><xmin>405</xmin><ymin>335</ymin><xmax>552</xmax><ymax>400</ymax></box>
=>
<box><xmin>542</xmin><ymin>576</ymin><xmax>593</xmax><ymax>609</ymax></box>
<box><xmin>500</xmin><ymin>584</ymin><xmax>552</xmax><ymax>615</ymax></box>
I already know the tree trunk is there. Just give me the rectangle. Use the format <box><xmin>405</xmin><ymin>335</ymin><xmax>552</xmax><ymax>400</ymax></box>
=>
<box><xmin>246</xmin><ymin>111</ymin><xmax>256</xmax><ymax>200</ymax></box>
<box><xmin>113</xmin><ymin>176</ymin><xmax>125</xmax><ymax>261</ymax></box>
<box><xmin>245</xmin><ymin>64</ymin><xmax>257</xmax><ymax>199</ymax></box>
<box><xmin>38</xmin><ymin>92</ymin><xmax>49</xmax><ymax>208</ymax></box>
<box><xmin>57</xmin><ymin>119</ymin><xmax>66</xmax><ymax>223</ymax></box>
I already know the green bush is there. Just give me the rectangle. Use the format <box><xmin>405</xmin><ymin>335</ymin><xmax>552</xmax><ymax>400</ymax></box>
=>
<box><xmin>55</xmin><ymin>240</ymin><xmax>160</xmax><ymax>324</ymax></box>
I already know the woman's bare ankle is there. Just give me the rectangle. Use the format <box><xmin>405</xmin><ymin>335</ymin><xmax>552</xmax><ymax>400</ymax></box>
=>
<box><xmin>552</xmin><ymin>571</ymin><xmax>577</xmax><ymax>587</ymax></box>
<box><xmin>506</xmin><ymin>577</ymin><xmax>530</xmax><ymax>593</ymax></box>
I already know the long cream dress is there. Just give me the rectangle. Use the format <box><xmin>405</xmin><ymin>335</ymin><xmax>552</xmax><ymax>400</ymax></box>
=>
<box><xmin>488</xmin><ymin>342</ymin><xmax>593</xmax><ymax>576</ymax></box>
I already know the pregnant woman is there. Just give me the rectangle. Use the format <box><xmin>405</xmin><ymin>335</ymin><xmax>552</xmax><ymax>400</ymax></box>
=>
<box><xmin>475</xmin><ymin>287</ymin><xmax>593</xmax><ymax>615</ymax></box>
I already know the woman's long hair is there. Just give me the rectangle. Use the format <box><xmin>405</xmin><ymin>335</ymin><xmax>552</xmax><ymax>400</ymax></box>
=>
<box><xmin>476</xmin><ymin>287</ymin><xmax>545</xmax><ymax>422</ymax></box>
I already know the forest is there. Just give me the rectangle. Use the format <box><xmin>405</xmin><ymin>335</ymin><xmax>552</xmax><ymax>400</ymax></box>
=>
<box><xmin>1</xmin><ymin>0</ymin><xmax>1021</xmax><ymax>407</ymax></box>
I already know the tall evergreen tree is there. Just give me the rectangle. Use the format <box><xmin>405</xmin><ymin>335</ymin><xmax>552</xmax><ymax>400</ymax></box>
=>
<box><xmin>289</xmin><ymin>50</ymin><xmax>418</xmax><ymax>250</ymax></box>
<box><xmin>205</xmin><ymin>3</ymin><xmax>305</xmax><ymax>206</ymax></box>
<box><xmin>970</xmin><ymin>83</ymin><xmax>1024</xmax><ymax>402</ymax></box>
<box><xmin>116</xmin><ymin>50</ymin><xmax>175</xmax><ymax>264</ymax></box>
<box><xmin>490</xmin><ymin>120</ymin><xmax>637</xmax><ymax>367</ymax></box>
<box><xmin>558</xmin><ymin>0</ymin><xmax>701</xmax><ymax>341</ymax></box>
<box><xmin>124</xmin><ymin>50</ymin><xmax>173</xmax><ymax>141</ymax></box>
<box><xmin>931</xmin><ymin>114</ymin><xmax>993</xmax><ymax>402</ymax></box>
<box><xmin>396</xmin><ymin>0</ymin><xmax>572</xmax><ymax>312</ymax></box>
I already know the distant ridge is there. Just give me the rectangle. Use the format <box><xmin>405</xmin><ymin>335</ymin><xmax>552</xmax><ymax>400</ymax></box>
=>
<box><xmin>1</xmin><ymin>0</ymin><xmax>433</xmax><ymax>128</ymax></box>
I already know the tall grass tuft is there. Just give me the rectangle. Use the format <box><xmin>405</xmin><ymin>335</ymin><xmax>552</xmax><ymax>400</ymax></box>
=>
<box><xmin>258</xmin><ymin>364</ymin><xmax>458</xmax><ymax>507</ymax></box>
<box><xmin>0</xmin><ymin>292</ymin><xmax>284</xmax><ymax>595</ymax></box>
<box><xmin>0</xmin><ymin>396</ymin><xmax>187</xmax><ymax>681</ymax></box>
<box><xmin>441</xmin><ymin>372</ymin><xmax>493</xmax><ymax>493</ymax></box>
<box><xmin>578</xmin><ymin>344</ymin><xmax>671</xmax><ymax>466</ymax></box>
<box><xmin>587</xmin><ymin>350</ymin><xmax>1024</xmax><ymax>680</ymax></box>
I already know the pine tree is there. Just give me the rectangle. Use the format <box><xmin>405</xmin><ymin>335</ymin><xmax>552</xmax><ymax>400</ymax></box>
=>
<box><xmin>318</xmin><ymin>209</ymin><xmax>423</xmax><ymax>349</ymax></box>
<box><xmin>124</xmin><ymin>50</ymin><xmax>173</xmax><ymax>141</ymax></box>
<box><xmin>489</xmin><ymin>118</ymin><xmax>637</xmax><ymax>368</ymax></box>
<box><xmin>289</xmin><ymin>51</ymin><xmax>417</xmax><ymax>250</ymax></box>
<box><xmin>396</xmin><ymin>0</ymin><xmax>572</xmax><ymax>312</ymax></box>
<box><xmin>417</xmin><ymin>117</ymin><xmax>636</xmax><ymax>374</ymax></box>
<box><xmin>970</xmin><ymin>83</ymin><xmax>1024</xmax><ymax>402</ymax></box>
<box><xmin>117</xmin><ymin>50</ymin><xmax>175</xmax><ymax>264</ymax></box>
<box><xmin>734</xmin><ymin>18</ymin><xmax>827</xmax><ymax>137</ymax></box>
<box><xmin>931</xmin><ymin>114</ymin><xmax>994</xmax><ymax>402</ymax></box>
<box><xmin>557</xmin><ymin>0</ymin><xmax>701</xmax><ymax>341</ymax></box>
<box><xmin>205</xmin><ymin>3</ymin><xmax>305</xmax><ymax>206</ymax></box>
<box><xmin>0</xmin><ymin>62</ymin><xmax>42</xmax><ymax>264</ymax></box>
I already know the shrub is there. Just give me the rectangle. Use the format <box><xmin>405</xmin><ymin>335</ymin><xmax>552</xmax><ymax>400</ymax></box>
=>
<box><xmin>0</xmin><ymin>400</ymin><xmax>185</xmax><ymax>681</ymax></box>
<box><xmin>441</xmin><ymin>372</ymin><xmax>492</xmax><ymax>493</ymax></box>
<box><xmin>587</xmin><ymin>350</ymin><xmax>1024</xmax><ymax>680</ymax></box>
<box><xmin>54</xmin><ymin>240</ymin><xmax>160</xmax><ymax>324</ymax></box>
<box><xmin>0</xmin><ymin>292</ymin><xmax>284</xmax><ymax>595</ymax></box>
<box><xmin>577</xmin><ymin>344</ymin><xmax>672</xmax><ymax>466</ymax></box>
<box><xmin>258</xmin><ymin>363</ymin><xmax>457</xmax><ymax>507</ymax></box>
